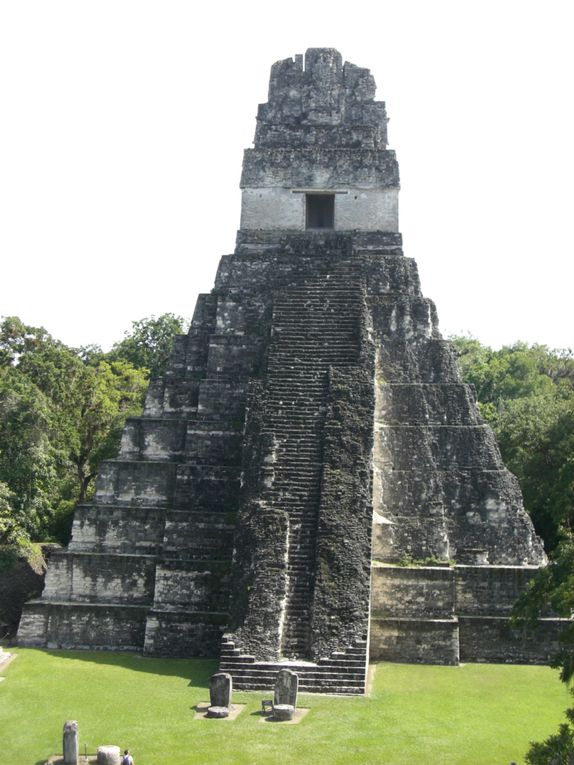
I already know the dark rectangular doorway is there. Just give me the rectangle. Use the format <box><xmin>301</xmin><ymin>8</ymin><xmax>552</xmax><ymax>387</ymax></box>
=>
<box><xmin>306</xmin><ymin>194</ymin><xmax>335</xmax><ymax>229</ymax></box>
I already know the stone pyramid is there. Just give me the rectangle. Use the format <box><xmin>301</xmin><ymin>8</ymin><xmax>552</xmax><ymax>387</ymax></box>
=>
<box><xmin>19</xmin><ymin>49</ymin><xmax>563</xmax><ymax>694</ymax></box>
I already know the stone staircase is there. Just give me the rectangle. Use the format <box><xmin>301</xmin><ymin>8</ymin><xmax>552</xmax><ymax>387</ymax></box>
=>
<box><xmin>264</xmin><ymin>263</ymin><xmax>363</xmax><ymax>659</ymax></box>
<box><xmin>219</xmin><ymin>635</ymin><xmax>369</xmax><ymax>695</ymax></box>
<box><xmin>220</xmin><ymin>259</ymin><xmax>370</xmax><ymax>692</ymax></box>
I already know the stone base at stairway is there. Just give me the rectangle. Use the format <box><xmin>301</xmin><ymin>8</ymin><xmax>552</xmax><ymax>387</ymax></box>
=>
<box><xmin>218</xmin><ymin>635</ymin><xmax>369</xmax><ymax>695</ymax></box>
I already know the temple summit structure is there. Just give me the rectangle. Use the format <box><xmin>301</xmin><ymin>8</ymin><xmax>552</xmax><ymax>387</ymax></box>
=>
<box><xmin>18</xmin><ymin>49</ymin><xmax>565</xmax><ymax>694</ymax></box>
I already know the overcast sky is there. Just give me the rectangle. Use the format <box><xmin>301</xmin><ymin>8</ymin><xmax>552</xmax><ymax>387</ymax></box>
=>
<box><xmin>1</xmin><ymin>0</ymin><xmax>572</xmax><ymax>351</ymax></box>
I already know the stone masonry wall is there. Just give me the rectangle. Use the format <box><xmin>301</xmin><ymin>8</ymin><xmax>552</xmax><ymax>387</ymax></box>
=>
<box><xmin>18</xmin><ymin>50</ymin><xmax>563</xmax><ymax>691</ymax></box>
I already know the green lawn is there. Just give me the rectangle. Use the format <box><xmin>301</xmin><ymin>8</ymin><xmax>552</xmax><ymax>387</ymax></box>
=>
<box><xmin>0</xmin><ymin>648</ymin><xmax>569</xmax><ymax>765</ymax></box>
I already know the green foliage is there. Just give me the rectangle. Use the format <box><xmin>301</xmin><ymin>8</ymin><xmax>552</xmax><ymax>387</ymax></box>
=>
<box><xmin>109</xmin><ymin>313</ymin><xmax>188</xmax><ymax>377</ymax></box>
<box><xmin>515</xmin><ymin>538</ymin><xmax>574</xmax><ymax>683</ymax></box>
<box><xmin>525</xmin><ymin>690</ymin><xmax>574</xmax><ymax>764</ymax></box>
<box><xmin>0</xmin><ymin>317</ymin><xmax>149</xmax><ymax>543</ymax></box>
<box><xmin>0</xmin><ymin>481</ymin><xmax>30</xmax><ymax>552</ymax></box>
<box><xmin>0</xmin><ymin>366</ymin><xmax>61</xmax><ymax>540</ymax></box>
<box><xmin>0</xmin><ymin>313</ymin><xmax>185</xmax><ymax>544</ymax></box>
<box><xmin>451</xmin><ymin>336</ymin><xmax>574</xmax><ymax>549</ymax></box>
<box><xmin>455</xmin><ymin>336</ymin><xmax>574</xmax><ymax>761</ymax></box>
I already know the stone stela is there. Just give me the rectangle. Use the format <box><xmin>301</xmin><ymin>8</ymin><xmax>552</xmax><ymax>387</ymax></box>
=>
<box><xmin>207</xmin><ymin>672</ymin><xmax>233</xmax><ymax>718</ymax></box>
<box><xmin>272</xmin><ymin>669</ymin><xmax>299</xmax><ymax>721</ymax></box>
<box><xmin>17</xmin><ymin>48</ymin><xmax>566</xmax><ymax>694</ymax></box>
<box><xmin>63</xmin><ymin>720</ymin><xmax>79</xmax><ymax>765</ymax></box>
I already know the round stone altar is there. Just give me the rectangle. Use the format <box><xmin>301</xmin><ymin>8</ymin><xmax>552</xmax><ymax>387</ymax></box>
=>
<box><xmin>273</xmin><ymin>704</ymin><xmax>294</xmax><ymax>721</ymax></box>
<box><xmin>207</xmin><ymin>705</ymin><xmax>230</xmax><ymax>718</ymax></box>
<box><xmin>97</xmin><ymin>745</ymin><xmax>121</xmax><ymax>765</ymax></box>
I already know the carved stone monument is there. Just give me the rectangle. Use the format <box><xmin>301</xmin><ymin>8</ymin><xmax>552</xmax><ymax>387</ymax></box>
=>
<box><xmin>62</xmin><ymin>720</ymin><xmax>79</xmax><ymax>765</ymax></box>
<box><xmin>207</xmin><ymin>671</ymin><xmax>232</xmax><ymax>718</ymax></box>
<box><xmin>274</xmin><ymin>669</ymin><xmax>298</xmax><ymax>708</ymax></box>
<box><xmin>96</xmin><ymin>745</ymin><xmax>121</xmax><ymax>765</ymax></box>
<box><xmin>18</xmin><ymin>48</ymin><xmax>567</xmax><ymax>695</ymax></box>
<box><xmin>272</xmin><ymin>669</ymin><xmax>299</xmax><ymax>721</ymax></box>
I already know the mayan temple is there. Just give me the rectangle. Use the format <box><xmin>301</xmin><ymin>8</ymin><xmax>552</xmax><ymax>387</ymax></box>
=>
<box><xmin>18</xmin><ymin>49</ymin><xmax>564</xmax><ymax>694</ymax></box>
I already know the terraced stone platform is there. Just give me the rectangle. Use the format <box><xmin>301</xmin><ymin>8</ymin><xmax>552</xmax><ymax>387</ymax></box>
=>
<box><xmin>18</xmin><ymin>48</ymin><xmax>564</xmax><ymax>694</ymax></box>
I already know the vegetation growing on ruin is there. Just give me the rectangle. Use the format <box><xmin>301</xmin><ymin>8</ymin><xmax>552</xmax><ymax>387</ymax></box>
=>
<box><xmin>0</xmin><ymin>649</ymin><xmax>569</xmax><ymax>765</ymax></box>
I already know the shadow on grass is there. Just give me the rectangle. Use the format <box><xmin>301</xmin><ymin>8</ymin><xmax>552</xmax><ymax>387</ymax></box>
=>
<box><xmin>26</xmin><ymin>647</ymin><xmax>218</xmax><ymax>688</ymax></box>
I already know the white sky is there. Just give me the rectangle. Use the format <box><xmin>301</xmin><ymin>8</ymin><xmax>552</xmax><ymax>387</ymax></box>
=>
<box><xmin>1</xmin><ymin>0</ymin><xmax>572</xmax><ymax>351</ymax></box>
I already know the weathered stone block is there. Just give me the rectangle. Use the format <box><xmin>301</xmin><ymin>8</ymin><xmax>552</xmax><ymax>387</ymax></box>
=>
<box><xmin>19</xmin><ymin>602</ymin><xmax>147</xmax><ymax>650</ymax></box>
<box><xmin>63</xmin><ymin>720</ymin><xmax>79</xmax><ymax>765</ymax></box>
<box><xmin>459</xmin><ymin>616</ymin><xmax>568</xmax><ymax>664</ymax></box>
<box><xmin>206</xmin><ymin>705</ymin><xmax>229</xmax><ymax>718</ymax></box>
<box><xmin>69</xmin><ymin>506</ymin><xmax>165</xmax><ymax>555</ymax></box>
<box><xmin>162</xmin><ymin>512</ymin><xmax>235</xmax><ymax>560</ymax></box>
<box><xmin>152</xmin><ymin>561</ymin><xmax>230</xmax><ymax>611</ymax></box>
<box><xmin>119</xmin><ymin>418</ymin><xmax>187</xmax><ymax>462</ymax></box>
<box><xmin>377</xmin><ymin>383</ymin><xmax>482</xmax><ymax>426</ymax></box>
<box><xmin>94</xmin><ymin>461</ymin><xmax>176</xmax><ymax>507</ymax></box>
<box><xmin>371</xmin><ymin>566</ymin><xmax>455</xmax><ymax>619</ymax></box>
<box><xmin>274</xmin><ymin>669</ymin><xmax>298</xmax><ymax>707</ymax></box>
<box><xmin>97</xmin><ymin>745</ymin><xmax>120</xmax><ymax>765</ymax></box>
<box><xmin>210</xmin><ymin>672</ymin><xmax>233</xmax><ymax>707</ymax></box>
<box><xmin>375</xmin><ymin>468</ymin><xmax>545</xmax><ymax>565</ymax></box>
<box><xmin>376</xmin><ymin>424</ymin><xmax>502</xmax><ymax>471</ymax></box>
<box><xmin>174</xmin><ymin>465</ymin><xmax>240</xmax><ymax>512</ymax></box>
<box><xmin>42</xmin><ymin>552</ymin><xmax>155</xmax><ymax>605</ymax></box>
<box><xmin>376</xmin><ymin>338</ymin><xmax>462</xmax><ymax>383</ymax></box>
<box><xmin>241</xmin><ymin>148</ymin><xmax>400</xmax><ymax>191</ymax></box>
<box><xmin>369</xmin><ymin>617</ymin><xmax>460</xmax><ymax>665</ymax></box>
<box><xmin>184</xmin><ymin>428</ymin><xmax>242</xmax><ymax>466</ymax></box>
<box><xmin>161</xmin><ymin>379</ymin><xmax>201</xmax><ymax>414</ymax></box>
<box><xmin>455</xmin><ymin>566</ymin><xmax>542</xmax><ymax>617</ymax></box>
<box><xmin>272</xmin><ymin>704</ymin><xmax>294</xmax><ymax>721</ymax></box>
<box><xmin>206</xmin><ymin>336</ymin><xmax>262</xmax><ymax>380</ymax></box>
<box><xmin>143</xmin><ymin>611</ymin><xmax>226</xmax><ymax>658</ymax></box>
<box><xmin>196</xmin><ymin>381</ymin><xmax>247</xmax><ymax>420</ymax></box>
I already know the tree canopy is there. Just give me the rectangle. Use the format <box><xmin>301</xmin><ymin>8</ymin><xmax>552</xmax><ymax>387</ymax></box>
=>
<box><xmin>451</xmin><ymin>336</ymin><xmax>574</xmax><ymax>762</ymax></box>
<box><xmin>108</xmin><ymin>313</ymin><xmax>188</xmax><ymax>377</ymax></box>
<box><xmin>0</xmin><ymin>314</ymin><xmax>186</xmax><ymax>548</ymax></box>
<box><xmin>451</xmin><ymin>337</ymin><xmax>574</xmax><ymax>550</ymax></box>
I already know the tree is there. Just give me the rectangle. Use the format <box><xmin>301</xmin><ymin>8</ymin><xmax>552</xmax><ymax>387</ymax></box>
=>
<box><xmin>518</xmin><ymin>538</ymin><xmax>574</xmax><ymax>764</ymax></box>
<box><xmin>0</xmin><ymin>365</ymin><xmax>62</xmax><ymax>540</ymax></box>
<box><xmin>453</xmin><ymin>336</ymin><xmax>574</xmax><ymax>764</ymax></box>
<box><xmin>0</xmin><ymin>317</ymin><xmax>148</xmax><ymax>542</ymax></box>
<box><xmin>108</xmin><ymin>313</ymin><xmax>188</xmax><ymax>377</ymax></box>
<box><xmin>525</xmin><ymin>710</ymin><xmax>574</xmax><ymax>765</ymax></box>
<box><xmin>0</xmin><ymin>480</ymin><xmax>30</xmax><ymax>550</ymax></box>
<box><xmin>495</xmin><ymin>393</ymin><xmax>574</xmax><ymax>547</ymax></box>
<box><xmin>64</xmin><ymin>358</ymin><xmax>148</xmax><ymax>503</ymax></box>
<box><xmin>451</xmin><ymin>337</ymin><xmax>574</xmax><ymax>549</ymax></box>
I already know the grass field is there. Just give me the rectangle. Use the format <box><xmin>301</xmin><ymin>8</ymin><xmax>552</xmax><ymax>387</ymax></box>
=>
<box><xmin>0</xmin><ymin>648</ymin><xmax>569</xmax><ymax>765</ymax></box>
